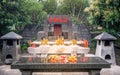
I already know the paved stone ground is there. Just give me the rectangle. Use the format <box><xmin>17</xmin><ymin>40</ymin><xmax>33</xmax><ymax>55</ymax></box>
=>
<box><xmin>0</xmin><ymin>65</ymin><xmax>21</xmax><ymax>75</ymax></box>
<box><xmin>0</xmin><ymin>65</ymin><xmax>120</xmax><ymax>75</ymax></box>
<box><xmin>101</xmin><ymin>65</ymin><xmax>120</xmax><ymax>75</ymax></box>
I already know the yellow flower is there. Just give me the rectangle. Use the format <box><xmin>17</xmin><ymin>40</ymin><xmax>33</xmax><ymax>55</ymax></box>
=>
<box><xmin>71</xmin><ymin>39</ymin><xmax>77</xmax><ymax>45</ymax></box>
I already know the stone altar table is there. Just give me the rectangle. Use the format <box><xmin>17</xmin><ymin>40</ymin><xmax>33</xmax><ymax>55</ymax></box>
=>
<box><xmin>11</xmin><ymin>54</ymin><xmax>110</xmax><ymax>75</ymax></box>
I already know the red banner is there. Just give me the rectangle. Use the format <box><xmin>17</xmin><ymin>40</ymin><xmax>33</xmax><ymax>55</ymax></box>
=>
<box><xmin>48</xmin><ymin>16</ymin><xmax>68</xmax><ymax>23</ymax></box>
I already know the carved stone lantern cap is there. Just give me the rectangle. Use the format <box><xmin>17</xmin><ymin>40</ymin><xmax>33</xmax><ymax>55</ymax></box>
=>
<box><xmin>0</xmin><ymin>31</ymin><xmax>22</xmax><ymax>39</ymax></box>
<box><xmin>94</xmin><ymin>32</ymin><xmax>117</xmax><ymax>40</ymax></box>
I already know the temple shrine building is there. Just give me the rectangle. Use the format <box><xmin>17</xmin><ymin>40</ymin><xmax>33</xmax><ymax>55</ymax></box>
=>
<box><xmin>37</xmin><ymin>15</ymin><xmax>78</xmax><ymax>41</ymax></box>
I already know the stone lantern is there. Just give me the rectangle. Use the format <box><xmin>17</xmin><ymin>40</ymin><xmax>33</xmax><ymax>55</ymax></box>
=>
<box><xmin>94</xmin><ymin>32</ymin><xmax>117</xmax><ymax>65</ymax></box>
<box><xmin>0</xmin><ymin>32</ymin><xmax>22</xmax><ymax>64</ymax></box>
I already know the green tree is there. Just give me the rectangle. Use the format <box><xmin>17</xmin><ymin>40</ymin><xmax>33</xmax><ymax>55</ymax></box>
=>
<box><xmin>21</xmin><ymin>0</ymin><xmax>47</xmax><ymax>24</ymax></box>
<box><xmin>42</xmin><ymin>0</ymin><xmax>57</xmax><ymax>15</ymax></box>
<box><xmin>84</xmin><ymin>0</ymin><xmax>120</xmax><ymax>35</ymax></box>
<box><xmin>55</xmin><ymin>0</ymin><xmax>89</xmax><ymax>24</ymax></box>
<box><xmin>0</xmin><ymin>0</ymin><xmax>47</xmax><ymax>36</ymax></box>
<box><xmin>0</xmin><ymin>0</ymin><xmax>30</xmax><ymax>35</ymax></box>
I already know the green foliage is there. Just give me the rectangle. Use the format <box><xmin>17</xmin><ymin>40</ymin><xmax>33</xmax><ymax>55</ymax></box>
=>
<box><xmin>85</xmin><ymin>0</ymin><xmax>120</xmax><ymax>35</ymax></box>
<box><xmin>55</xmin><ymin>0</ymin><xmax>89</xmax><ymax>24</ymax></box>
<box><xmin>21</xmin><ymin>41</ymin><xmax>29</xmax><ymax>53</ymax></box>
<box><xmin>42</xmin><ymin>0</ymin><xmax>57</xmax><ymax>15</ymax></box>
<box><xmin>89</xmin><ymin>39</ymin><xmax>96</xmax><ymax>54</ymax></box>
<box><xmin>22</xmin><ymin>0</ymin><xmax>47</xmax><ymax>24</ymax></box>
<box><xmin>58</xmin><ymin>0</ymin><xmax>87</xmax><ymax>15</ymax></box>
<box><xmin>0</xmin><ymin>0</ymin><xmax>47</xmax><ymax>36</ymax></box>
<box><xmin>0</xmin><ymin>0</ymin><xmax>30</xmax><ymax>35</ymax></box>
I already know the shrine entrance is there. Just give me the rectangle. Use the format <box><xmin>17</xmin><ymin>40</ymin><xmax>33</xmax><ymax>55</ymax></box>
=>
<box><xmin>54</xmin><ymin>24</ymin><xmax>62</xmax><ymax>36</ymax></box>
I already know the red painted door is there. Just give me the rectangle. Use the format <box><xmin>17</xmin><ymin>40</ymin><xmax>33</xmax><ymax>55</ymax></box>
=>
<box><xmin>54</xmin><ymin>24</ymin><xmax>62</xmax><ymax>36</ymax></box>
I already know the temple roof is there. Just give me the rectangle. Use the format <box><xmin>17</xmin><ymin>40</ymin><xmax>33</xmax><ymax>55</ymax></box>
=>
<box><xmin>0</xmin><ymin>31</ymin><xmax>22</xmax><ymax>39</ymax></box>
<box><xmin>94</xmin><ymin>32</ymin><xmax>117</xmax><ymax>40</ymax></box>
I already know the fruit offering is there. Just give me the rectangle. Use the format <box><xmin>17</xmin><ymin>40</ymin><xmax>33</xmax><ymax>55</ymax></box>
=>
<box><xmin>48</xmin><ymin>55</ymin><xmax>59</xmax><ymax>63</ymax></box>
<box><xmin>68</xmin><ymin>55</ymin><xmax>77</xmax><ymax>63</ymax></box>
<box><xmin>59</xmin><ymin>55</ymin><xmax>68</xmax><ymax>63</ymax></box>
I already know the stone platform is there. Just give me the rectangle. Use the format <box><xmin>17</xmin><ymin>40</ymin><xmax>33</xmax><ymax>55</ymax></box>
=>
<box><xmin>28</xmin><ymin>41</ymin><xmax>89</xmax><ymax>54</ymax></box>
<box><xmin>28</xmin><ymin>45</ymin><xmax>90</xmax><ymax>54</ymax></box>
<box><xmin>0</xmin><ymin>65</ymin><xmax>120</xmax><ymax>75</ymax></box>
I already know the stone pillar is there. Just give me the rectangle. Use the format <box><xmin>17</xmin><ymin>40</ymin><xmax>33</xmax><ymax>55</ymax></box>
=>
<box><xmin>18</xmin><ymin>40</ymin><xmax>21</xmax><ymax>54</ymax></box>
<box><xmin>1</xmin><ymin>41</ymin><xmax>7</xmax><ymax>62</ymax></box>
<box><xmin>44</xmin><ymin>21</ymin><xmax>49</xmax><ymax>38</ymax></box>
<box><xmin>14</xmin><ymin>40</ymin><xmax>20</xmax><ymax>61</ymax></box>
<box><xmin>68</xmin><ymin>21</ymin><xmax>72</xmax><ymax>40</ymax></box>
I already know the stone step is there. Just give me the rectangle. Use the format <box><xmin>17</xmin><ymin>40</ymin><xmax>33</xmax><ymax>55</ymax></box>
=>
<box><xmin>33</xmin><ymin>72</ymin><xmax>88</xmax><ymax>75</ymax></box>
